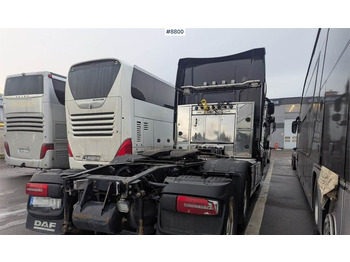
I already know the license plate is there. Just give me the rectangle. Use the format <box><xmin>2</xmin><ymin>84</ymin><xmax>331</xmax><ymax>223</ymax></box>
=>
<box><xmin>18</xmin><ymin>148</ymin><xmax>30</xmax><ymax>153</ymax></box>
<box><xmin>83</xmin><ymin>155</ymin><xmax>100</xmax><ymax>161</ymax></box>
<box><xmin>29</xmin><ymin>196</ymin><xmax>61</xmax><ymax>209</ymax></box>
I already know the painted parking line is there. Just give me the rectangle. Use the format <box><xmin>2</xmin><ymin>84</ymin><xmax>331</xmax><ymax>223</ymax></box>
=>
<box><xmin>0</xmin><ymin>219</ymin><xmax>26</xmax><ymax>231</ymax></box>
<box><xmin>0</xmin><ymin>202</ymin><xmax>27</xmax><ymax>220</ymax></box>
<box><xmin>0</xmin><ymin>202</ymin><xmax>27</xmax><ymax>232</ymax></box>
<box><xmin>0</xmin><ymin>208</ymin><xmax>27</xmax><ymax>220</ymax></box>
<box><xmin>244</xmin><ymin>159</ymin><xmax>274</xmax><ymax>235</ymax></box>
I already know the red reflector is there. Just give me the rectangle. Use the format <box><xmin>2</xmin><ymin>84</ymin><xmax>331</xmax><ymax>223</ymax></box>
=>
<box><xmin>115</xmin><ymin>138</ymin><xmax>132</xmax><ymax>157</ymax></box>
<box><xmin>4</xmin><ymin>141</ymin><xmax>10</xmax><ymax>157</ymax></box>
<box><xmin>68</xmin><ymin>142</ymin><xmax>73</xmax><ymax>157</ymax></box>
<box><xmin>40</xmin><ymin>143</ymin><xmax>54</xmax><ymax>159</ymax></box>
<box><xmin>48</xmin><ymin>74</ymin><xmax>52</xmax><ymax>78</ymax></box>
<box><xmin>26</xmin><ymin>183</ymin><xmax>48</xmax><ymax>196</ymax></box>
<box><xmin>177</xmin><ymin>195</ymin><xmax>219</xmax><ymax>215</ymax></box>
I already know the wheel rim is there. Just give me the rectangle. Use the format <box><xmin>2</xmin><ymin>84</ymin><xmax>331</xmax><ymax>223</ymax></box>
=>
<box><xmin>225</xmin><ymin>197</ymin><xmax>235</xmax><ymax>235</ymax></box>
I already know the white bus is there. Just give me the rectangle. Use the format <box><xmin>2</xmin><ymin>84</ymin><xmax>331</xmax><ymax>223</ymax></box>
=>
<box><xmin>66</xmin><ymin>59</ymin><xmax>175</xmax><ymax>169</ymax></box>
<box><xmin>3</xmin><ymin>72</ymin><xmax>69</xmax><ymax>169</ymax></box>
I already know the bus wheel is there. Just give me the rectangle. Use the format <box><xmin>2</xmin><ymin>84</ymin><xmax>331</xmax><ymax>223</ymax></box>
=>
<box><xmin>225</xmin><ymin>197</ymin><xmax>237</xmax><ymax>235</ymax></box>
<box><xmin>323</xmin><ymin>213</ymin><xmax>336</xmax><ymax>235</ymax></box>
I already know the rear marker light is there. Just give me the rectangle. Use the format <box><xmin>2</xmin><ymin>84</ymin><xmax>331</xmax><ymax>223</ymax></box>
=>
<box><xmin>40</xmin><ymin>143</ymin><xmax>54</xmax><ymax>159</ymax></box>
<box><xmin>177</xmin><ymin>195</ymin><xmax>219</xmax><ymax>215</ymax></box>
<box><xmin>4</xmin><ymin>141</ymin><xmax>10</xmax><ymax>157</ymax></box>
<box><xmin>115</xmin><ymin>138</ymin><xmax>132</xmax><ymax>157</ymax></box>
<box><xmin>26</xmin><ymin>183</ymin><xmax>48</xmax><ymax>197</ymax></box>
<box><xmin>68</xmin><ymin>142</ymin><xmax>73</xmax><ymax>157</ymax></box>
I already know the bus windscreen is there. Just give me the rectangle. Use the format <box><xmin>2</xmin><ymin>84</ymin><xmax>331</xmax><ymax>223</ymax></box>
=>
<box><xmin>68</xmin><ymin>59</ymin><xmax>121</xmax><ymax>100</ymax></box>
<box><xmin>5</xmin><ymin>75</ymin><xmax>43</xmax><ymax>96</ymax></box>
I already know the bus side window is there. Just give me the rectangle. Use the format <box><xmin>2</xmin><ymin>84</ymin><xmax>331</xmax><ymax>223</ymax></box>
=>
<box><xmin>52</xmin><ymin>78</ymin><xmax>66</xmax><ymax>105</ymax></box>
<box><xmin>131</xmin><ymin>69</ymin><xmax>154</xmax><ymax>103</ymax></box>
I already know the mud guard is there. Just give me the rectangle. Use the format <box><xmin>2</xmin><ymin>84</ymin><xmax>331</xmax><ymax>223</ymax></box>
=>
<box><xmin>25</xmin><ymin>169</ymin><xmax>82</xmax><ymax>234</ymax></box>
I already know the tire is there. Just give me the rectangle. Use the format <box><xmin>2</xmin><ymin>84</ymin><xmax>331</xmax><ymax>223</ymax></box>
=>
<box><xmin>238</xmin><ymin>179</ymin><xmax>250</xmax><ymax>230</ymax></box>
<box><xmin>313</xmin><ymin>184</ymin><xmax>320</xmax><ymax>234</ymax></box>
<box><xmin>224</xmin><ymin>197</ymin><xmax>237</xmax><ymax>235</ymax></box>
<box><xmin>242</xmin><ymin>180</ymin><xmax>250</xmax><ymax>222</ymax></box>
<box><xmin>291</xmin><ymin>155</ymin><xmax>296</xmax><ymax>170</ymax></box>
<box><xmin>313</xmin><ymin>183</ymin><xmax>327</xmax><ymax>234</ymax></box>
<box><xmin>323</xmin><ymin>214</ymin><xmax>336</xmax><ymax>235</ymax></box>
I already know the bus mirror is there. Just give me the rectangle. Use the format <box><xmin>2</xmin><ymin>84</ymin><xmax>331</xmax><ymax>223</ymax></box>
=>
<box><xmin>267</xmin><ymin>102</ymin><xmax>275</xmax><ymax>115</ymax></box>
<box><xmin>292</xmin><ymin>120</ymin><xmax>298</xmax><ymax>134</ymax></box>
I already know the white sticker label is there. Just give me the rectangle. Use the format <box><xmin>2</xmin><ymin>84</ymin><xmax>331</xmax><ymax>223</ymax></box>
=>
<box><xmin>165</xmin><ymin>29</ymin><xmax>186</xmax><ymax>36</ymax></box>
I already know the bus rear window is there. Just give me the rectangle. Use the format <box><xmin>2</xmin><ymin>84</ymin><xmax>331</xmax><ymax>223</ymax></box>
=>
<box><xmin>4</xmin><ymin>75</ymin><xmax>43</xmax><ymax>96</ymax></box>
<box><xmin>68</xmin><ymin>60</ymin><xmax>121</xmax><ymax>100</ymax></box>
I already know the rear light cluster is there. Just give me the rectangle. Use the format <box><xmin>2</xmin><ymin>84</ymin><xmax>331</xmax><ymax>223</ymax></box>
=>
<box><xmin>4</xmin><ymin>141</ymin><xmax>10</xmax><ymax>156</ymax></box>
<box><xmin>176</xmin><ymin>195</ymin><xmax>219</xmax><ymax>216</ymax></box>
<box><xmin>115</xmin><ymin>138</ymin><xmax>132</xmax><ymax>157</ymax></box>
<box><xmin>26</xmin><ymin>183</ymin><xmax>62</xmax><ymax>210</ymax></box>
<box><xmin>40</xmin><ymin>143</ymin><xmax>54</xmax><ymax>159</ymax></box>
<box><xmin>68</xmin><ymin>142</ymin><xmax>73</xmax><ymax>157</ymax></box>
<box><xmin>26</xmin><ymin>183</ymin><xmax>48</xmax><ymax>197</ymax></box>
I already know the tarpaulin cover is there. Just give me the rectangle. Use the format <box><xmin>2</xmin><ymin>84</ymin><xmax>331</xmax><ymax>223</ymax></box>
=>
<box><xmin>318</xmin><ymin>166</ymin><xmax>339</xmax><ymax>209</ymax></box>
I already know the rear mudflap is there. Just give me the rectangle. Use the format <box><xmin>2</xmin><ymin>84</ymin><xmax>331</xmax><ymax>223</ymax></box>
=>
<box><xmin>26</xmin><ymin>213</ymin><xmax>64</xmax><ymax>234</ymax></box>
<box><xmin>25</xmin><ymin>169</ymin><xmax>80</xmax><ymax>234</ymax></box>
<box><xmin>157</xmin><ymin>176</ymin><xmax>235</xmax><ymax>234</ymax></box>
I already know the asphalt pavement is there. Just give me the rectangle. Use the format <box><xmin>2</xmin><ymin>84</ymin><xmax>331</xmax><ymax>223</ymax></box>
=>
<box><xmin>246</xmin><ymin>149</ymin><xmax>315</xmax><ymax>235</ymax></box>
<box><xmin>0</xmin><ymin>160</ymin><xmax>39</xmax><ymax>234</ymax></box>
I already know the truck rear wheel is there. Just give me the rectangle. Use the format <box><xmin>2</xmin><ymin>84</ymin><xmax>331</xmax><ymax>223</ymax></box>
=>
<box><xmin>225</xmin><ymin>197</ymin><xmax>237</xmax><ymax>235</ymax></box>
<box><xmin>240</xmin><ymin>179</ymin><xmax>250</xmax><ymax>227</ymax></box>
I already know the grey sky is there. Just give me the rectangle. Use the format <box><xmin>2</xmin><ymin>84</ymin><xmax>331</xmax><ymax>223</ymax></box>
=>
<box><xmin>0</xmin><ymin>28</ymin><xmax>318</xmax><ymax>99</ymax></box>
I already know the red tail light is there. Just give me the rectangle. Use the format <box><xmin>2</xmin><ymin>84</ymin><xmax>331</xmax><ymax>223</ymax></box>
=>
<box><xmin>177</xmin><ymin>195</ymin><xmax>219</xmax><ymax>215</ymax></box>
<box><xmin>4</xmin><ymin>141</ymin><xmax>10</xmax><ymax>157</ymax></box>
<box><xmin>40</xmin><ymin>143</ymin><xmax>54</xmax><ymax>159</ymax></box>
<box><xmin>26</xmin><ymin>183</ymin><xmax>48</xmax><ymax>197</ymax></box>
<box><xmin>115</xmin><ymin>138</ymin><xmax>132</xmax><ymax>157</ymax></box>
<box><xmin>68</xmin><ymin>142</ymin><xmax>73</xmax><ymax>157</ymax></box>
